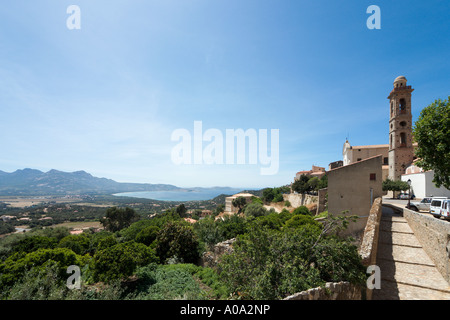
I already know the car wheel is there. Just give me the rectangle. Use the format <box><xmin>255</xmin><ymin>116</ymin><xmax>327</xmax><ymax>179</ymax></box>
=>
<box><xmin>410</xmin><ymin>206</ymin><xmax>418</xmax><ymax>212</ymax></box>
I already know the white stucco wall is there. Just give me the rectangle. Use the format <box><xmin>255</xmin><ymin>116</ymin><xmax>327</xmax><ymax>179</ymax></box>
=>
<box><xmin>402</xmin><ymin>171</ymin><xmax>450</xmax><ymax>199</ymax></box>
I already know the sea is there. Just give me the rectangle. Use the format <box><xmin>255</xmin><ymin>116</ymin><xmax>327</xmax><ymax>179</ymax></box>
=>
<box><xmin>112</xmin><ymin>187</ymin><xmax>246</xmax><ymax>202</ymax></box>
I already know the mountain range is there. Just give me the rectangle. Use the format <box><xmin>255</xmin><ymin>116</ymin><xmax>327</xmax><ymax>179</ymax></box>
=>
<box><xmin>0</xmin><ymin>168</ymin><xmax>191</xmax><ymax>196</ymax></box>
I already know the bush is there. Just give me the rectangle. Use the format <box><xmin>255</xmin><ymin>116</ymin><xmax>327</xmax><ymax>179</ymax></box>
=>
<box><xmin>284</xmin><ymin>215</ymin><xmax>321</xmax><ymax>231</ymax></box>
<box><xmin>216</xmin><ymin>215</ymin><xmax>248</xmax><ymax>240</ymax></box>
<box><xmin>0</xmin><ymin>247</ymin><xmax>84</xmax><ymax>288</ymax></box>
<box><xmin>218</xmin><ymin>221</ymin><xmax>365</xmax><ymax>299</ymax></box>
<box><xmin>155</xmin><ymin>221</ymin><xmax>200</xmax><ymax>264</ymax></box>
<box><xmin>134</xmin><ymin>264</ymin><xmax>203</xmax><ymax>300</ymax></box>
<box><xmin>135</xmin><ymin>226</ymin><xmax>160</xmax><ymax>246</ymax></box>
<box><xmin>119</xmin><ymin>219</ymin><xmax>155</xmax><ymax>242</ymax></box>
<box><xmin>292</xmin><ymin>206</ymin><xmax>311</xmax><ymax>216</ymax></box>
<box><xmin>243</xmin><ymin>202</ymin><xmax>268</xmax><ymax>218</ymax></box>
<box><xmin>100</xmin><ymin>207</ymin><xmax>140</xmax><ymax>232</ymax></box>
<box><xmin>92</xmin><ymin>241</ymin><xmax>158</xmax><ymax>283</ymax></box>
<box><xmin>58</xmin><ymin>234</ymin><xmax>90</xmax><ymax>255</ymax></box>
<box><xmin>193</xmin><ymin>217</ymin><xmax>223</xmax><ymax>250</ymax></box>
<box><xmin>11</xmin><ymin>236</ymin><xmax>58</xmax><ymax>255</ymax></box>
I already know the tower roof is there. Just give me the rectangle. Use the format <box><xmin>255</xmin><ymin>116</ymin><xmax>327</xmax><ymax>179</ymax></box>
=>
<box><xmin>394</xmin><ymin>75</ymin><xmax>407</xmax><ymax>82</ymax></box>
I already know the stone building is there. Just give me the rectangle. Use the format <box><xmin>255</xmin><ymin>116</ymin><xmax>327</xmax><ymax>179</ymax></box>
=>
<box><xmin>224</xmin><ymin>193</ymin><xmax>255</xmax><ymax>213</ymax></box>
<box><xmin>388</xmin><ymin>76</ymin><xmax>415</xmax><ymax>180</ymax></box>
<box><xmin>343</xmin><ymin>141</ymin><xmax>389</xmax><ymax>181</ymax></box>
<box><xmin>295</xmin><ymin>165</ymin><xmax>326</xmax><ymax>180</ymax></box>
<box><xmin>327</xmin><ymin>155</ymin><xmax>383</xmax><ymax>235</ymax></box>
<box><xmin>342</xmin><ymin>76</ymin><xmax>416</xmax><ymax>183</ymax></box>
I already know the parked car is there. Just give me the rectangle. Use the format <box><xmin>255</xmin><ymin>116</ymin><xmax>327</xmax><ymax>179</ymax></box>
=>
<box><xmin>408</xmin><ymin>197</ymin><xmax>432</xmax><ymax>212</ymax></box>
<box><xmin>429</xmin><ymin>197</ymin><xmax>449</xmax><ymax>218</ymax></box>
<box><xmin>439</xmin><ymin>199</ymin><xmax>450</xmax><ymax>220</ymax></box>
<box><xmin>398</xmin><ymin>192</ymin><xmax>414</xmax><ymax>200</ymax></box>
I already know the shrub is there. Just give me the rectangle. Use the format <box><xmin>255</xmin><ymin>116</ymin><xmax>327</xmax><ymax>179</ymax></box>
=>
<box><xmin>218</xmin><ymin>225</ymin><xmax>365</xmax><ymax>300</ymax></box>
<box><xmin>155</xmin><ymin>221</ymin><xmax>200</xmax><ymax>264</ymax></box>
<box><xmin>292</xmin><ymin>206</ymin><xmax>311</xmax><ymax>216</ymax></box>
<box><xmin>92</xmin><ymin>241</ymin><xmax>158</xmax><ymax>283</ymax></box>
<box><xmin>135</xmin><ymin>226</ymin><xmax>160</xmax><ymax>246</ymax></box>
<box><xmin>134</xmin><ymin>264</ymin><xmax>203</xmax><ymax>300</ymax></box>
<box><xmin>0</xmin><ymin>247</ymin><xmax>83</xmax><ymax>288</ymax></box>
<box><xmin>243</xmin><ymin>202</ymin><xmax>268</xmax><ymax>218</ymax></box>
<box><xmin>58</xmin><ymin>234</ymin><xmax>90</xmax><ymax>255</ymax></box>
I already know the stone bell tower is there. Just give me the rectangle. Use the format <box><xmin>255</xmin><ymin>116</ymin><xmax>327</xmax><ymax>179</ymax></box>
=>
<box><xmin>388</xmin><ymin>76</ymin><xmax>415</xmax><ymax>180</ymax></box>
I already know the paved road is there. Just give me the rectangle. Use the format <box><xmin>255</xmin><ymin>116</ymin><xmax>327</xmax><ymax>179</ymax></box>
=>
<box><xmin>383</xmin><ymin>197</ymin><xmax>449</xmax><ymax>221</ymax></box>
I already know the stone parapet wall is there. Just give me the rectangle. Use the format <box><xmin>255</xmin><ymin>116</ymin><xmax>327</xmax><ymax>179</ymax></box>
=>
<box><xmin>359</xmin><ymin>197</ymin><xmax>383</xmax><ymax>266</ymax></box>
<box><xmin>358</xmin><ymin>197</ymin><xmax>383</xmax><ymax>300</ymax></box>
<box><xmin>403</xmin><ymin>208</ymin><xmax>450</xmax><ymax>283</ymax></box>
<box><xmin>283</xmin><ymin>281</ymin><xmax>361</xmax><ymax>300</ymax></box>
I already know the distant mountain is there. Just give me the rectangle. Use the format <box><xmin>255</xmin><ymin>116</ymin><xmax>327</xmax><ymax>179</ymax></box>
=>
<box><xmin>0</xmin><ymin>168</ymin><xmax>183</xmax><ymax>196</ymax></box>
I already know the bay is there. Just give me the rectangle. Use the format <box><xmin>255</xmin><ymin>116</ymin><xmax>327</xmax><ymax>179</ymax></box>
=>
<box><xmin>113</xmin><ymin>187</ymin><xmax>246</xmax><ymax>201</ymax></box>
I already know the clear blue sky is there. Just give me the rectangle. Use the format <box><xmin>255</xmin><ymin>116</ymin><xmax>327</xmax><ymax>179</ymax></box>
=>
<box><xmin>0</xmin><ymin>0</ymin><xmax>449</xmax><ymax>189</ymax></box>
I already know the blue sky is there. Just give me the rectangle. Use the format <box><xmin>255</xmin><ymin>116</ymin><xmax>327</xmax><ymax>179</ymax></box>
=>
<box><xmin>0</xmin><ymin>0</ymin><xmax>449</xmax><ymax>189</ymax></box>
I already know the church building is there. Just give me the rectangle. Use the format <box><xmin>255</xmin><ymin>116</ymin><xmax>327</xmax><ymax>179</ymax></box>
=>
<box><xmin>342</xmin><ymin>76</ymin><xmax>416</xmax><ymax>183</ymax></box>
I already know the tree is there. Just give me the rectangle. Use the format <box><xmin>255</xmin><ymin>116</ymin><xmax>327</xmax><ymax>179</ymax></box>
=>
<box><xmin>261</xmin><ymin>188</ymin><xmax>275</xmax><ymax>203</ymax></box>
<box><xmin>58</xmin><ymin>234</ymin><xmax>90</xmax><ymax>255</ymax></box>
<box><xmin>243</xmin><ymin>202</ymin><xmax>268</xmax><ymax>218</ymax></box>
<box><xmin>155</xmin><ymin>221</ymin><xmax>200</xmax><ymax>264</ymax></box>
<box><xmin>176</xmin><ymin>204</ymin><xmax>187</xmax><ymax>218</ymax></box>
<box><xmin>382</xmin><ymin>178</ymin><xmax>409</xmax><ymax>198</ymax></box>
<box><xmin>92</xmin><ymin>241</ymin><xmax>158</xmax><ymax>283</ymax></box>
<box><xmin>100</xmin><ymin>207</ymin><xmax>140</xmax><ymax>232</ymax></box>
<box><xmin>413</xmin><ymin>97</ymin><xmax>450</xmax><ymax>189</ymax></box>
<box><xmin>292</xmin><ymin>206</ymin><xmax>311</xmax><ymax>216</ymax></box>
<box><xmin>0</xmin><ymin>248</ymin><xmax>85</xmax><ymax>287</ymax></box>
<box><xmin>135</xmin><ymin>226</ymin><xmax>160</xmax><ymax>246</ymax></box>
<box><xmin>292</xmin><ymin>174</ymin><xmax>311</xmax><ymax>195</ymax></box>
<box><xmin>307</xmin><ymin>177</ymin><xmax>320</xmax><ymax>192</ymax></box>
<box><xmin>231</xmin><ymin>196</ymin><xmax>247</xmax><ymax>213</ymax></box>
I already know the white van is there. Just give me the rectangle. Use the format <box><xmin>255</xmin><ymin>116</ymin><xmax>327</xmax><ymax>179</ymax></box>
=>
<box><xmin>430</xmin><ymin>197</ymin><xmax>449</xmax><ymax>218</ymax></box>
<box><xmin>439</xmin><ymin>199</ymin><xmax>450</xmax><ymax>220</ymax></box>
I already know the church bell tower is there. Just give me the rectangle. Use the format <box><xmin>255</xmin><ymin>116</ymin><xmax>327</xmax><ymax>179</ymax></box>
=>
<box><xmin>388</xmin><ymin>76</ymin><xmax>415</xmax><ymax>180</ymax></box>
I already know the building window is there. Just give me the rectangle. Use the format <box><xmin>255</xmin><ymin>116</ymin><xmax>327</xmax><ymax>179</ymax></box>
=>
<box><xmin>400</xmin><ymin>132</ymin><xmax>407</xmax><ymax>146</ymax></box>
<box><xmin>399</xmin><ymin>98</ymin><xmax>406</xmax><ymax>114</ymax></box>
<box><xmin>383</xmin><ymin>157</ymin><xmax>388</xmax><ymax>165</ymax></box>
<box><xmin>370</xmin><ymin>173</ymin><xmax>376</xmax><ymax>181</ymax></box>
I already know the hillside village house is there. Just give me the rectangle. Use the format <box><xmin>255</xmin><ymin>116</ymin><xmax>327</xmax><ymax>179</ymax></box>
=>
<box><xmin>294</xmin><ymin>165</ymin><xmax>326</xmax><ymax>181</ymax></box>
<box><xmin>224</xmin><ymin>192</ymin><xmax>255</xmax><ymax>213</ymax></box>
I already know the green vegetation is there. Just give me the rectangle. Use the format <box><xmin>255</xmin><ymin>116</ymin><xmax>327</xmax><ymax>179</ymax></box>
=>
<box><xmin>382</xmin><ymin>178</ymin><xmax>410</xmax><ymax>197</ymax></box>
<box><xmin>0</xmin><ymin>199</ymin><xmax>366</xmax><ymax>300</ymax></box>
<box><xmin>413</xmin><ymin>97</ymin><xmax>450</xmax><ymax>189</ymax></box>
<box><xmin>292</xmin><ymin>174</ymin><xmax>328</xmax><ymax>195</ymax></box>
<box><xmin>261</xmin><ymin>186</ymin><xmax>290</xmax><ymax>203</ymax></box>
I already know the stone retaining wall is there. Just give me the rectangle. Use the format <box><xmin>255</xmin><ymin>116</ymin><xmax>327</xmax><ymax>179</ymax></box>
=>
<box><xmin>283</xmin><ymin>281</ymin><xmax>361</xmax><ymax>300</ymax></box>
<box><xmin>283</xmin><ymin>193</ymin><xmax>317</xmax><ymax>208</ymax></box>
<box><xmin>403</xmin><ymin>208</ymin><xmax>450</xmax><ymax>283</ymax></box>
